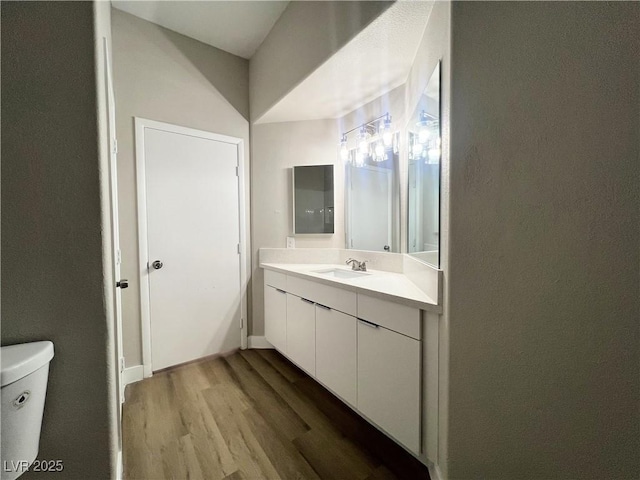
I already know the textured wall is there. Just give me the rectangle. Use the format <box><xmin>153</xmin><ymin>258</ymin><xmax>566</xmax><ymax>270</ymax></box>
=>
<box><xmin>1</xmin><ymin>2</ymin><xmax>114</xmax><ymax>478</ymax></box>
<box><xmin>447</xmin><ymin>2</ymin><xmax>639</xmax><ymax>478</ymax></box>
<box><xmin>250</xmin><ymin>1</ymin><xmax>393</xmax><ymax>121</ymax></box>
<box><xmin>111</xmin><ymin>9</ymin><xmax>250</xmax><ymax>367</ymax></box>
<box><xmin>250</xmin><ymin>120</ymin><xmax>341</xmax><ymax>336</ymax></box>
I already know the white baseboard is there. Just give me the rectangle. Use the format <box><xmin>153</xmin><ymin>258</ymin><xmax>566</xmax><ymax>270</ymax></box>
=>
<box><xmin>248</xmin><ymin>336</ymin><xmax>273</xmax><ymax>349</ymax></box>
<box><xmin>123</xmin><ymin>365</ymin><xmax>144</xmax><ymax>386</ymax></box>
<box><xmin>428</xmin><ymin>463</ymin><xmax>444</xmax><ymax>480</ymax></box>
<box><xmin>116</xmin><ymin>449</ymin><xmax>123</xmax><ymax>480</ymax></box>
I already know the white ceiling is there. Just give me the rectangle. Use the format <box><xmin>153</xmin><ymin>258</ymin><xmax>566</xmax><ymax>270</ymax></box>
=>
<box><xmin>256</xmin><ymin>1</ymin><xmax>434</xmax><ymax>124</ymax></box>
<box><xmin>111</xmin><ymin>0</ymin><xmax>289</xmax><ymax>59</ymax></box>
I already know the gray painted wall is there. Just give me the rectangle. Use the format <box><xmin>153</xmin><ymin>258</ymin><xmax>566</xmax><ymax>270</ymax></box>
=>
<box><xmin>447</xmin><ymin>2</ymin><xmax>639</xmax><ymax>478</ymax></box>
<box><xmin>1</xmin><ymin>2</ymin><xmax>115</xmax><ymax>478</ymax></box>
<box><xmin>111</xmin><ymin>9</ymin><xmax>250</xmax><ymax>367</ymax></box>
<box><xmin>250</xmin><ymin>120</ymin><xmax>341</xmax><ymax>335</ymax></box>
<box><xmin>250</xmin><ymin>1</ymin><xmax>393</xmax><ymax>121</ymax></box>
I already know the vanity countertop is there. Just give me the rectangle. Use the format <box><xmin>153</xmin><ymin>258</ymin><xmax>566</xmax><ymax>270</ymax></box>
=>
<box><xmin>261</xmin><ymin>262</ymin><xmax>441</xmax><ymax>313</ymax></box>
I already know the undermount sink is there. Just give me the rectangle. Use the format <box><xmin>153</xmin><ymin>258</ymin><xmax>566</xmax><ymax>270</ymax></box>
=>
<box><xmin>313</xmin><ymin>268</ymin><xmax>370</xmax><ymax>279</ymax></box>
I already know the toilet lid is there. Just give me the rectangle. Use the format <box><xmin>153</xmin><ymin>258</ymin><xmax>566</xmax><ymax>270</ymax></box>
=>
<box><xmin>1</xmin><ymin>341</ymin><xmax>54</xmax><ymax>387</ymax></box>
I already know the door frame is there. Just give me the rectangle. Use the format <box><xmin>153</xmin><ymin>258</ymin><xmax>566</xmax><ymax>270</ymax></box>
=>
<box><xmin>134</xmin><ymin>117</ymin><xmax>248</xmax><ymax>377</ymax></box>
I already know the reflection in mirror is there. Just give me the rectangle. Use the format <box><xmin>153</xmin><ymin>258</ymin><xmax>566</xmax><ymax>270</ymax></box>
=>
<box><xmin>345</xmin><ymin>135</ymin><xmax>399</xmax><ymax>252</ymax></box>
<box><xmin>293</xmin><ymin>165</ymin><xmax>334</xmax><ymax>234</ymax></box>
<box><xmin>408</xmin><ymin>61</ymin><xmax>441</xmax><ymax>266</ymax></box>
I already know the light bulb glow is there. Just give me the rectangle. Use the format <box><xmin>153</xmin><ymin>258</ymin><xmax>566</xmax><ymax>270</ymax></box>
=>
<box><xmin>355</xmin><ymin>151</ymin><xmax>365</xmax><ymax>167</ymax></box>
<box><xmin>382</xmin><ymin>130</ymin><xmax>393</xmax><ymax>147</ymax></box>
<box><xmin>374</xmin><ymin>142</ymin><xmax>385</xmax><ymax>160</ymax></box>
<box><xmin>382</xmin><ymin>114</ymin><xmax>393</xmax><ymax>146</ymax></box>
<box><xmin>427</xmin><ymin>147</ymin><xmax>441</xmax><ymax>164</ymax></box>
<box><xmin>412</xmin><ymin>142</ymin><xmax>423</xmax><ymax>156</ymax></box>
<box><xmin>340</xmin><ymin>144</ymin><xmax>349</xmax><ymax>162</ymax></box>
<box><xmin>418</xmin><ymin>127</ymin><xmax>430</xmax><ymax>144</ymax></box>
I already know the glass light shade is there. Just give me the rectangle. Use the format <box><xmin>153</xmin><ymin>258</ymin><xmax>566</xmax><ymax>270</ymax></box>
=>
<box><xmin>381</xmin><ymin>115</ymin><xmax>393</xmax><ymax>146</ymax></box>
<box><xmin>374</xmin><ymin>141</ymin><xmax>385</xmax><ymax>161</ymax></box>
<box><xmin>418</xmin><ymin>126</ymin><xmax>430</xmax><ymax>144</ymax></box>
<box><xmin>427</xmin><ymin>147</ymin><xmax>441</xmax><ymax>164</ymax></box>
<box><xmin>340</xmin><ymin>144</ymin><xmax>349</xmax><ymax>162</ymax></box>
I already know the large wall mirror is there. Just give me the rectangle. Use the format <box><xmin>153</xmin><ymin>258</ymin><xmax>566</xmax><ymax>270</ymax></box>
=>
<box><xmin>342</xmin><ymin>123</ymin><xmax>399</xmax><ymax>252</ymax></box>
<box><xmin>293</xmin><ymin>165</ymin><xmax>335</xmax><ymax>234</ymax></box>
<box><xmin>407</xmin><ymin>61</ymin><xmax>441</xmax><ymax>266</ymax></box>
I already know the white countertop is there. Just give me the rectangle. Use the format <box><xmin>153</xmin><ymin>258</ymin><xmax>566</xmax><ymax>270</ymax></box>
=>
<box><xmin>260</xmin><ymin>262</ymin><xmax>441</xmax><ymax>313</ymax></box>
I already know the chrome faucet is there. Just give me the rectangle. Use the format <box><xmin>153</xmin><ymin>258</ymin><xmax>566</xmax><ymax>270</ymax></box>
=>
<box><xmin>346</xmin><ymin>258</ymin><xmax>368</xmax><ymax>271</ymax></box>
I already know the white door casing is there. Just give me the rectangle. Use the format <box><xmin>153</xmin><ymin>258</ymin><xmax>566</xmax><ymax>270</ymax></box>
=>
<box><xmin>135</xmin><ymin>118</ymin><xmax>248</xmax><ymax>375</ymax></box>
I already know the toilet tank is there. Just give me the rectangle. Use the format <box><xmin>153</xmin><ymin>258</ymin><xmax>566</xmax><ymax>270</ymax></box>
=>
<box><xmin>1</xmin><ymin>341</ymin><xmax>54</xmax><ymax>480</ymax></box>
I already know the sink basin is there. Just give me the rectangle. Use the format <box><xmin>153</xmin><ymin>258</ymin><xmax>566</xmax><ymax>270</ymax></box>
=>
<box><xmin>313</xmin><ymin>268</ymin><xmax>370</xmax><ymax>279</ymax></box>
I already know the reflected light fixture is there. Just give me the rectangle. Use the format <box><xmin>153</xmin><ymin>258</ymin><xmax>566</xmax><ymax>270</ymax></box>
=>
<box><xmin>381</xmin><ymin>113</ymin><xmax>393</xmax><ymax>147</ymax></box>
<box><xmin>374</xmin><ymin>141</ymin><xmax>385</xmax><ymax>161</ymax></box>
<box><xmin>340</xmin><ymin>134</ymin><xmax>349</xmax><ymax>161</ymax></box>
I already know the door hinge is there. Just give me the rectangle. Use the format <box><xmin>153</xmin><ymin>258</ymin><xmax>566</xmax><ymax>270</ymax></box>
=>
<box><xmin>112</xmin><ymin>138</ymin><xmax>118</xmax><ymax>155</ymax></box>
<box><xmin>116</xmin><ymin>249</ymin><xmax>122</xmax><ymax>265</ymax></box>
<box><xmin>235</xmin><ymin>166</ymin><xmax>239</xmax><ymax>177</ymax></box>
<box><xmin>237</xmin><ymin>243</ymin><xmax>241</xmax><ymax>254</ymax></box>
<box><xmin>120</xmin><ymin>357</ymin><xmax>125</xmax><ymax>374</ymax></box>
<box><xmin>240</xmin><ymin>317</ymin><xmax>244</xmax><ymax>329</ymax></box>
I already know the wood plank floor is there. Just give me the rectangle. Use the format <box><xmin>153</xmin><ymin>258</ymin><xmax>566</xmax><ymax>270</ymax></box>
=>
<box><xmin>123</xmin><ymin>349</ymin><xmax>430</xmax><ymax>480</ymax></box>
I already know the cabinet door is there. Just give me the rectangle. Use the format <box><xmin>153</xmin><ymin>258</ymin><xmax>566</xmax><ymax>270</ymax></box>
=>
<box><xmin>316</xmin><ymin>305</ymin><xmax>357</xmax><ymax>406</ymax></box>
<box><xmin>286</xmin><ymin>294</ymin><xmax>316</xmax><ymax>375</ymax></box>
<box><xmin>357</xmin><ymin>320</ymin><xmax>421</xmax><ymax>453</ymax></box>
<box><xmin>264</xmin><ymin>285</ymin><xmax>287</xmax><ymax>353</ymax></box>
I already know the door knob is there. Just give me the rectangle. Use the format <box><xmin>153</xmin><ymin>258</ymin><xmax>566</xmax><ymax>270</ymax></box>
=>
<box><xmin>152</xmin><ymin>260</ymin><xmax>163</xmax><ymax>270</ymax></box>
<box><xmin>117</xmin><ymin>279</ymin><xmax>129</xmax><ymax>289</ymax></box>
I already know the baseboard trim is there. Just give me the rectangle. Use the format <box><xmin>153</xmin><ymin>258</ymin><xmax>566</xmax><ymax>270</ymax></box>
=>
<box><xmin>116</xmin><ymin>449</ymin><xmax>123</xmax><ymax>480</ymax></box>
<box><xmin>123</xmin><ymin>365</ymin><xmax>144</xmax><ymax>386</ymax></box>
<box><xmin>428</xmin><ymin>463</ymin><xmax>444</xmax><ymax>480</ymax></box>
<box><xmin>248</xmin><ymin>336</ymin><xmax>273</xmax><ymax>349</ymax></box>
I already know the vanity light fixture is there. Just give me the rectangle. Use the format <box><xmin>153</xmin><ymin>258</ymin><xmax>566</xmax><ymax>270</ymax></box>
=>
<box><xmin>381</xmin><ymin>113</ymin><xmax>393</xmax><ymax>147</ymax></box>
<box><xmin>417</xmin><ymin>110</ymin><xmax>432</xmax><ymax>144</ymax></box>
<box><xmin>339</xmin><ymin>112</ymin><xmax>395</xmax><ymax>166</ymax></box>
<box><xmin>339</xmin><ymin>134</ymin><xmax>349</xmax><ymax>161</ymax></box>
<box><xmin>357</xmin><ymin>125</ymin><xmax>370</xmax><ymax>155</ymax></box>
<box><xmin>374</xmin><ymin>141</ymin><xmax>385</xmax><ymax>161</ymax></box>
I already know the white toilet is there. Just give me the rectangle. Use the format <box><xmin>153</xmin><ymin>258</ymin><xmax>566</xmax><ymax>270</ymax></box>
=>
<box><xmin>1</xmin><ymin>341</ymin><xmax>54</xmax><ymax>480</ymax></box>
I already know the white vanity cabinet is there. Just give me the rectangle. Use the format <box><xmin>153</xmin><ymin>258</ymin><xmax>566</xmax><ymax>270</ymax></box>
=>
<box><xmin>286</xmin><ymin>293</ymin><xmax>316</xmax><ymax>375</ymax></box>
<box><xmin>315</xmin><ymin>304</ymin><xmax>357</xmax><ymax>406</ymax></box>
<box><xmin>263</xmin><ymin>269</ymin><xmax>427</xmax><ymax>457</ymax></box>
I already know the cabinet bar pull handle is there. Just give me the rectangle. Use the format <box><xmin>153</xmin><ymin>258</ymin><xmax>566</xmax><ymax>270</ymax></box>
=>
<box><xmin>275</xmin><ymin>288</ymin><xmax>286</xmax><ymax>294</ymax></box>
<box><xmin>316</xmin><ymin>303</ymin><xmax>331</xmax><ymax>310</ymax></box>
<box><xmin>301</xmin><ymin>298</ymin><xmax>315</xmax><ymax>304</ymax></box>
<box><xmin>358</xmin><ymin>318</ymin><xmax>379</xmax><ymax>328</ymax></box>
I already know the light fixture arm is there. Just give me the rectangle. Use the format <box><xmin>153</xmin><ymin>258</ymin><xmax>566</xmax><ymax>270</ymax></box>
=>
<box><xmin>340</xmin><ymin>112</ymin><xmax>392</xmax><ymax>138</ymax></box>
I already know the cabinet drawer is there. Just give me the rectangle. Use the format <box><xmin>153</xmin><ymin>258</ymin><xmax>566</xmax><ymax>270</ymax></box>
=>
<box><xmin>287</xmin><ymin>276</ymin><xmax>356</xmax><ymax>316</ymax></box>
<box><xmin>264</xmin><ymin>269</ymin><xmax>287</xmax><ymax>290</ymax></box>
<box><xmin>357</xmin><ymin>294</ymin><xmax>421</xmax><ymax>340</ymax></box>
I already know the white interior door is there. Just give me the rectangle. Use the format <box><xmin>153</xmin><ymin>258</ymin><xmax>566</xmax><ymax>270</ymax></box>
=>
<box><xmin>347</xmin><ymin>165</ymin><xmax>392</xmax><ymax>251</ymax></box>
<box><xmin>144</xmin><ymin>126</ymin><xmax>241</xmax><ymax>371</ymax></box>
